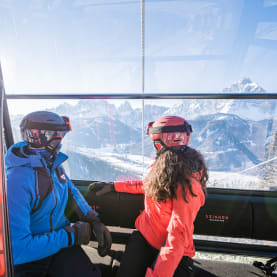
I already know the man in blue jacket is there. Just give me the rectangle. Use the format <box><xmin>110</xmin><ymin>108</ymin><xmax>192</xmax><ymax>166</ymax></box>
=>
<box><xmin>5</xmin><ymin>111</ymin><xmax>112</xmax><ymax>277</ymax></box>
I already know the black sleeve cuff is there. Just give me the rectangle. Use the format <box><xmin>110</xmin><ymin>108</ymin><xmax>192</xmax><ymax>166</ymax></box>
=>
<box><xmin>64</xmin><ymin>226</ymin><xmax>75</xmax><ymax>246</ymax></box>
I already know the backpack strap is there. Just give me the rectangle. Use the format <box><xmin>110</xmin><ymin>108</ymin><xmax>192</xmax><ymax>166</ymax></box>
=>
<box><xmin>64</xmin><ymin>186</ymin><xmax>81</xmax><ymax>222</ymax></box>
<box><xmin>31</xmin><ymin>166</ymin><xmax>53</xmax><ymax>214</ymax></box>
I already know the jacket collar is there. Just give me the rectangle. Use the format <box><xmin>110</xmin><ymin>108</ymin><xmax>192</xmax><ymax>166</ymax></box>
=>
<box><xmin>5</xmin><ymin>141</ymin><xmax>68</xmax><ymax>170</ymax></box>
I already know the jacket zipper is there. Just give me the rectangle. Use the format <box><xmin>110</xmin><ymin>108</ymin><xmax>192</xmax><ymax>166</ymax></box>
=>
<box><xmin>49</xmin><ymin>176</ymin><xmax>58</xmax><ymax>232</ymax></box>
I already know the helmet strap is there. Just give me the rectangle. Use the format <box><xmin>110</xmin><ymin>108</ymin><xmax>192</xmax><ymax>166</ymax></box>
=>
<box><xmin>153</xmin><ymin>139</ymin><xmax>167</xmax><ymax>151</ymax></box>
<box><xmin>155</xmin><ymin>143</ymin><xmax>189</xmax><ymax>159</ymax></box>
<box><xmin>154</xmin><ymin>139</ymin><xmax>169</xmax><ymax>157</ymax></box>
<box><xmin>45</xmin><ymin>137</ymin><xmax>62</xmax><ymax>157</ymax></box>
<box><xmin>172</xmin><ymin>145</ymin><xmax>188</xmax><ymax>153</ymax></box>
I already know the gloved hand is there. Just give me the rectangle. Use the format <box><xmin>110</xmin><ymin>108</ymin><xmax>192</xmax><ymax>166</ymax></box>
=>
<box><xmin>89</xmin><ymin>181</ymin><xmax>115</xmax><ymax>196</ymax></box>
<box><xmin>85</xmin><ymin>211</ymin><xmax>112</xmax><ymax>257</ymax></box>
<box><xmin>64</xmin><ymin>221</ymin><xmax>91</xmax><ymax>246</ymax></box>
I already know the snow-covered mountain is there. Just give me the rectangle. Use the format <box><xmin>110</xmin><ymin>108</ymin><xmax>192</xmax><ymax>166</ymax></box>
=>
<box><xmin>165</xmin><ymin>78</ymin><xmax>276</xmax><ymax>121</ymax></box>
<box><xmin>189</xmin><ymin>113</ymin><xmax>270</xmax><ymax>171</ymax></box>
<box><xmin>45</xmin><ymin>78</ymin><xmax>275</xmax><ymax>126</ymax></box>
<box><xmin>222</xmin><ymin>78</ymin><xmax>266</xmax><ymax>93</ymax></box>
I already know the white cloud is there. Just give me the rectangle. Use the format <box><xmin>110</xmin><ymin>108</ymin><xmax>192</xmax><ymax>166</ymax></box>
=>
<box><xmin>256</xmin><ymin>22</ymin><xmax>277</xmax><ymax>41</ymax></box>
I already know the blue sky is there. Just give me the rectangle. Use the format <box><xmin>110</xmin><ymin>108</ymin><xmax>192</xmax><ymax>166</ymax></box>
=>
<box><xmin>1</xmin><ymin>0</ymin><xmax>277</xmax><ymax>98</ymax></box>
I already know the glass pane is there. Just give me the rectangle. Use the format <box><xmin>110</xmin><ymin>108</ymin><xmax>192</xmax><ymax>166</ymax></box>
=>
<box><xmin>9</xmin><ymin>97</ymin><xmax>277</xmax><ymax>190</ymax></box>
<box><xmin>0</xmin><ymin>1</ymin><xmax>141</xmax><ymax>93</ymax></box>
<box><xmin>144</xmin><ymin>98</ymin><xmax>277</xmax><ymax>191</ymax></box>
<box><xmin>8</xmin><ymin>99</ymin><xmax>144</xmax><ymax>182</ymax></box>
<box><xmin>145</xmin><ymin>0</ymin><xmax>277</xmax><ymax>93</ymax></box>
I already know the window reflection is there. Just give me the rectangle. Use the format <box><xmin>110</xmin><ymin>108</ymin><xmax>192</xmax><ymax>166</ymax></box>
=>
<box><xmin>145</xmin><ymin>0</ymin><xmax>277</xmax><ymax>93</ymax></box>
<box><xmin>0</xmin><ymin>1</ymin><xmax>141</xmax><ymax>93</ymax></box>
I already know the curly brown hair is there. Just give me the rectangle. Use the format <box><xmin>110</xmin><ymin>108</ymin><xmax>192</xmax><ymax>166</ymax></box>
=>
<box><xmin>144</xmin><ymin>146</ymin><xmax>208</xmax><ymax>202</ymax></box>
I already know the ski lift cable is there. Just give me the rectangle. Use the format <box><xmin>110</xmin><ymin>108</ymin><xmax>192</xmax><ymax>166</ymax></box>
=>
<box><xmin>237</xmin><ymin>156</ymin><xmax>277</xmax><ymax>174</ymax></box>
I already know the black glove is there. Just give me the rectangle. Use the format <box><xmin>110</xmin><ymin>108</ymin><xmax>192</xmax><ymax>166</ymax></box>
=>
<box><xmin>85</xmin><ymin>211</ymin><xmax>112</xmax><ymax>257</ymax></box>
<box><xmin>64</xmin><ymin>221</ymin><xmax>91</xmax><ymax>246</ymax></box>
<box><xmin>89</xmin><ymin>181</ymin><xmax>115</xmax><ymax>196</ymax></box>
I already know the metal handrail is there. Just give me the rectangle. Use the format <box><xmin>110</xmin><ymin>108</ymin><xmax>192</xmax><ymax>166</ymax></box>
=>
<box><xmin>110</xmin><ymin>231</ymin><xmax>277</xmax><ymax>258</ymax></box>
<box><xmin>5</xmin><ymin>92</ymin><xmax>277</xmax><ymax>100</ymax></box>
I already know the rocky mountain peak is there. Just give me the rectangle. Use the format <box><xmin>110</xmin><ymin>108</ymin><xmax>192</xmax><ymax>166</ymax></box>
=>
<box><xmin>222</xmin><ymin>77</ymin><xmax>266</xmax><ymax>93</ymax></box>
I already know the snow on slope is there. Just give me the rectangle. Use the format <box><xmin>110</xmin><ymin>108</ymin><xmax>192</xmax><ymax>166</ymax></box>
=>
<box><xmin>77</xmin><ymin>146</ymin><xmax>153</xmax><ymax>177</ymax></box>
<box><xmin>74</xmin><ymin>145</ymin><xmax>271</xmax><ymax>190</ymax></box>
<box><xmin>208</xmin><ymin>171</ymin><xmax>264</xmax><ymax>190</ymax></box>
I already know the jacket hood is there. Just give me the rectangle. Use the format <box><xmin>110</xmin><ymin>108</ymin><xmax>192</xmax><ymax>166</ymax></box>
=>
<box><xmin>5</xmin><ymin>141</ymin><xmax>68</xmax><ymax>170</ymax></box>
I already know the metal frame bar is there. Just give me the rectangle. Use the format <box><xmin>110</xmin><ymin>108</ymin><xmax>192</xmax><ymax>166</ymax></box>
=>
<box><xmin>194</xmin><ymin>239</ymin><xmax>277</xmax><ymax>258</ymax></box>
<box><xmin>110</xmin><ymin>232</ymin><xmax>277</xmax><ymax>258</ymax></box>
<box><xmin>3</xmin><ymin>97</ymin><xmax>14</xmax><ymax>149</ymax></box>
<box><xmin>0</xmin><ymin>64</ymin><xmax>14</xmax><ymax>277</ymax></box>
<box><xmin>6</xmin><ymin>93</ymin><xmax>277</xmax><ymax>100</ymax></box>
<box><xmin>76</xmin><ymin>179</ymin><xmax>277</xmax><ymax>197</ymax></box>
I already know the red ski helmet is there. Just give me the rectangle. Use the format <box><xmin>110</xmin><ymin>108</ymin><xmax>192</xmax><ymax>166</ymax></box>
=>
<box><xmin>146</xmin><ymin>116</ymin><xmax>192</xmax><ymax>151</ymax></box>
<box><xmin>20</xmin><ymin>111</ymin><xmax>71</xmax><ymax>153</ymax></box>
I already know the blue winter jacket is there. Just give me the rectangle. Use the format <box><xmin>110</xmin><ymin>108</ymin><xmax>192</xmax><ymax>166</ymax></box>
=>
<box><xmin>5</xmin><ymin>142</ymin><xmax>96</xmax><ymax>265</ymax></box>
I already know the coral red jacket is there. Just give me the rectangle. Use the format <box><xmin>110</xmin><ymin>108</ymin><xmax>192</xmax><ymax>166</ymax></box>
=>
<box><xmin>114</xmin><ymin>177</ymin><xmax>205</xmax><ymax>277</ymax></box>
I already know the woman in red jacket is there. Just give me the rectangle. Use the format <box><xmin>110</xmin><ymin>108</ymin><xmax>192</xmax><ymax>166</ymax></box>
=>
<box><xmin>90</xmin><ymin>116</ymin><xmax>208</xmax><ymax>277</ymax></box>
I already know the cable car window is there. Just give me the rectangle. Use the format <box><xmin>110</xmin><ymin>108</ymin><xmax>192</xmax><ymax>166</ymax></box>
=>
<box><xmin>8</xmin><ymin>99</ymin><xmax>146</xmax><ymax>182</ymax></box>
<box><xmin>144</xmin><ymin>0</ymin><xmax>277</xmax><ymax>93</ymax></box>
<box><xmin>7</xmin><ymin>97</ymin><xmax>277</xmax><ymax>191</ymax></box>
<box><xmin>0</xmin><ymin>1</ymin><xmax>141</xmax><ymax>93</ymax></box>
<box><xmin>2</xmin><ymin>0</ymin><xmax>277</xmax><ymax>192</ymax></box>
<box><xmin>144</xmin><ymin>98</ymin><xmax>277</xmax><ymax>191</ymax></box>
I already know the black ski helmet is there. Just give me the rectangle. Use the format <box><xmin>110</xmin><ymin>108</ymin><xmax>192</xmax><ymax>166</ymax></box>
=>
<box><xmin>20</xmin><ymin>111</ymin><xmax>71</xmax><ymax>153</ymax></box>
